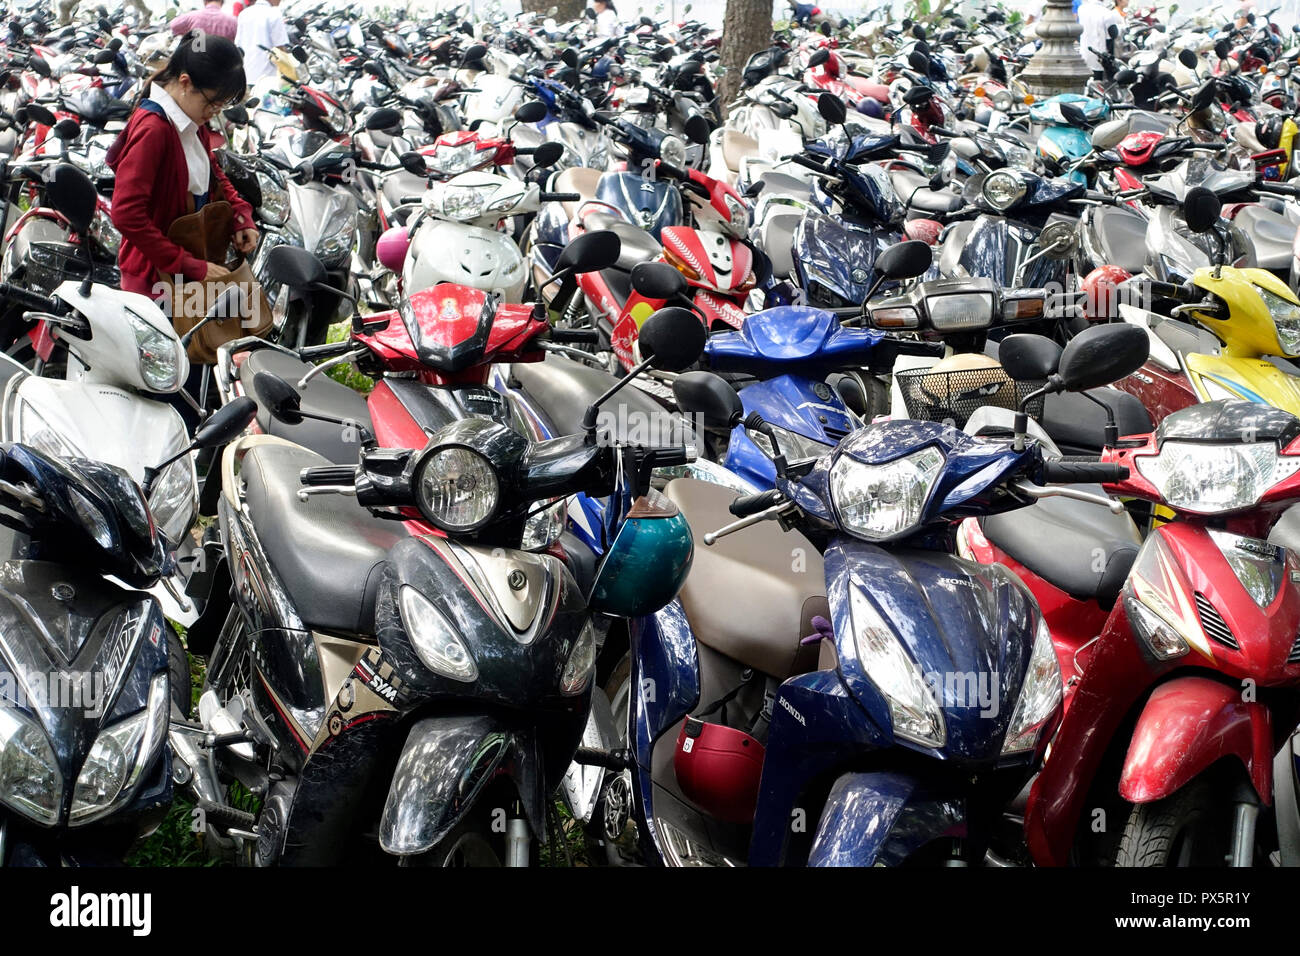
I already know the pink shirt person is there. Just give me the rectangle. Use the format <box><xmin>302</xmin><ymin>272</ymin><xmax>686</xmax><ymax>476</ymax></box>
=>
<box><xmin>170</xmin><ymin>1</ymin><xmax>238</xmax><ymax>40</ymax></box>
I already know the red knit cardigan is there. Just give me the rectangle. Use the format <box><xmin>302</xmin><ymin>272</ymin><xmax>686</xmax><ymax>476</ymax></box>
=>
<box><xmin>107</xmin><ymin>108</ymin><xmax>255</xmax><ymax>295</ymax></box>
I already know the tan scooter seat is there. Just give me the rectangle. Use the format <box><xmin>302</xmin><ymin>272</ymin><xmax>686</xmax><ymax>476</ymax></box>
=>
<box><xmin>664</xmin><ymin>478</ymin><xmax>826</xmax><ymax>679</ymax></box>
<box><xmin>555</xmin><ymin>165</ymin><xmax>602</xmax><ymax>220</ymax></box>
<box><xmin>722</xmin><ymin>130</ymin><xmax>759</xmax><ymax>173</ymax></box>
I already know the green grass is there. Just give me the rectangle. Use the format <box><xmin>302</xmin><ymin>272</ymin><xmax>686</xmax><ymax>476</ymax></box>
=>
<box><xmin>324</xmin><ymin>320</ymin><xmax>375</xmax><ymax>394</ymax></box>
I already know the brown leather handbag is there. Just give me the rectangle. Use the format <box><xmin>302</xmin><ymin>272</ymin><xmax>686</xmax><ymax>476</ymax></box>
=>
<box><xmin>161</xmin><ymin>180</ymin><xmax>273</xmax><ymax>365</ymax></box>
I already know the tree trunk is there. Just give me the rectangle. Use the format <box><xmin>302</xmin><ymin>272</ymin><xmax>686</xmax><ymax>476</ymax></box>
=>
<box><xmin>521</xmin><ymin>0</ymin><xmax>586</xmax><ymax>21</ymax></box>
<box><xmin>718</xmin><ymin>0</ymin><xmax>773</xmax><ymax>117</ymax></box>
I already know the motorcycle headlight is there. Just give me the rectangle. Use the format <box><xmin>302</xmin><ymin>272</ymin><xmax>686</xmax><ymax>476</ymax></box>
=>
<box><xmin>432</xmin><ymin>141</ymin><xmax>483</xmax><ymax>175</ymax></box>
<box><xmin>256</xmin><ymin>170</ymin><xmax>291</xmax><ymax>226</ymax></box>
<box><xmin>926</xmin><ymin>292</ymin><xmax>995</xmax><ymax>331</ymax></box>
<box><xmin>1258</xmin><ymin>285</ymin><xmax>1300</xmax><ymax>356</ymax></box>
<box><xmin>982</xmin><ymin>170</ymin><xmax>1026</xmax><ymax>211</ymax></box>
<box><xmin>124</xmin><ymin>307</ymin><xmax>180</xmax><ymax>392</ymax></box>
<box><xmin>398</xmin><ymin>585</ymin><xmax>478</xmax><ymax>682</ymax></box>
<box><xmin>849</xmin><ymin>586</ymin><xmax>945</xmax><ymax>748</ymax></box>
<box><xmin>724</xmin><ymin>193</ymin><xmax>749</xmax><ymax>233</ymax></box>
<box><xmin>560</xmin><ymin>618</ymin><xmax>597</xmax><ymax>697</ymax></box>
<box><xmin>435</xmin><ymin>183</ymin><xmax>492</xmax><ymax>222</ymax></box>
<box><xmin>830</xmin><ymin>447</ymin><xmax>945</xmax><ymax>541</ymax></box>
<box><xmin>1002</xmin><ymin>143</ymin><xmax>1033</xmax><ymax>168</ymax></box>
<box><xmin>747</xmin><ymin>425</ymin><xmax>833</xmax><ymax>460</ymax></box>
<box><xmin>1000</xmin><ymin>614</ymin><xmax>1062</xmax><ymax>755</ymax></box>
<box><xmin>315</xmin><ymin>212</ymin><xmax>356</xmax><ymax>267</ymax></box>
<box><xmin>660</xmin><ymin>133</ymin><xmax>686</xmax><ymax>168</ymax></box>
<box><xmin>414</xmin><ymin>446</ymin><xmax>499</xmax><ymax>532</ymax></box>
<box><xmin>992</xmin><ymin>89</ymin><xmax>1014</xmax><ymax>112</ymax></box>
<box><xmin>1277</xmin><ymin>61</ymin><xmax>1292</xmax><ymax>78</ymax></box>
<box><xmin>15</xmin><ymin>399</ymin><xmax>82</xmax><ymax>460</ymax></box>
<box><xmin>68</xmin><ymin>485</ymin><xmax>113</xmax><ymax>549</ymax></box>
<box><xmin>0</xmin><ymin>705</ymin><xmax>62</xmax><ymax>825</ymax></box>
<box><xmin>69</xmin><ymin>673</ymin><xmax>169</xmax><ymax>825</ymax></box>
<box><xmin>1124</xmin><ymin>587</ymin><xmax>1190</xmax><ymax>661</ymax></box>
<box><xmin>520</xmin><ymin>497</ymin><xmax>566</xmax><ymax>551</ymax></box>
<box><xmin>90</xmin><ymin>211</ymin><xmax>121</xmax><ymax>256</ymax></box>
<box><xmin>1135</xmin><ymin>441</ymin><xmax>1300</xmax><ymax>514</ymax></box>
<box><xmin>148</xmin><ymin>454</ymin><xmax>196</xmax><ymax>545</ymax></box>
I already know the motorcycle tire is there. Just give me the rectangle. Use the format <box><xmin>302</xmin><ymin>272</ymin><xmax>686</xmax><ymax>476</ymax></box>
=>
<box><xmin>1114</xmin><ymin>778</ymin><xmax>1236</xmax><ymax>867</ymax></box>
<box><xmin>404</xmin><ymin>811</ymin><xmax>507</xmax><ymax>867</ymax></box>
<box><xmin>167</xmin><ymin>624</ymin><xmax>192</xmax><ymax>719</ymax></box>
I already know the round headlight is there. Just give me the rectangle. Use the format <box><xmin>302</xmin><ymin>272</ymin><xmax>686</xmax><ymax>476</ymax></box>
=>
<box><xmin>415</xmin><ymin>446</ymin><xmax>499</xmax><ymax>532</ymax></box>
<box><xmin>992</xmin><ymin>89</ymin><xmax>1014</xmax><ymax>112</ymax></box>
<box><xmin>660</xmin><ymin>134</ymin><xmax>686</xmax><ymax>168</ymax></box>
<box><xmin>1276</xmin><ymin>61</ymin><xmax>1291</xmax><ymax>78</ymax></box>
<box><xmin>982</xmin><ymin>170</ymin><xmax>1026</xmax><ymax>211</ymax></box>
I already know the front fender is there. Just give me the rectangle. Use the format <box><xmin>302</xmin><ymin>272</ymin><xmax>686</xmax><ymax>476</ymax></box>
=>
<box><xmin>1119</xmin><ymin>677</ymin><xmax>1273</xmax><ymax>805</ymax></box>
<box><xmin>808</xmin><ymin>772</ymin><xmax>965</xmax><ymax>866</ymax></box>
<box><xmin>379</xmin><ymin>716</ymin><xmax>545</xmax><ymax>857</ymax></box>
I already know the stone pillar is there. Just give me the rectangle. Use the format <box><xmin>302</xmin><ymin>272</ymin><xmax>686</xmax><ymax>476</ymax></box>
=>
<box><xmin>1018</xmin><ymin>0</ymin><xmax>1092</xmax><ymax>98</ymax></box>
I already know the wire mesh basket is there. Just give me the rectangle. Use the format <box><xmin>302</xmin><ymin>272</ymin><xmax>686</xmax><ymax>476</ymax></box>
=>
<box><xmin>896</xmin><ymin>366</ymin><xmax>1045</xmax><ymax>429</ymax></box>
<box><xmin>26</xmin><ymin>240</ymin><xmax>120</xmax><ymax>293</ymax></box>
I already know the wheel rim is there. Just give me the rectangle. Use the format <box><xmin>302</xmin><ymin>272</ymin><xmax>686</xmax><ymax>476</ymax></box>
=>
<box><xmin>440</xmin><ymin>831</ymin><xmax>501</xmax><ymax>867</ymax></box>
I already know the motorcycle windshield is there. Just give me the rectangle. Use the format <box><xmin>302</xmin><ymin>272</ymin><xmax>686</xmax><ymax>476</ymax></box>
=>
<box><xmin>793</xmin><ymin>217</ymin><xmax>892</xmax><ymax>309</ymax></box>
<box><xmin>594</xmin><ymin>172</ymin><xmax>682</xmax><ymax>239</ymax></box>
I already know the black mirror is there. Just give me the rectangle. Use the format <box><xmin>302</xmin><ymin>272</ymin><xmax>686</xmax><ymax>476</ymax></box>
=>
<box><xmin>365</xmin><ymin>106</ymin><xmax>402</xmax><ymax>130</ymax></box>
<box><xmin>914</xmin><ymin>40</ymin><xmax>932</xmax><ymax>56</ymax></box>
<box><xmin>246</xmin><ymin>96</ymin><xmax>261</xmax><ymax>109</ymax></box>
<box><xmin>1115</xmin><ymin>68</ymin><xmax>1138</xmax><ymax>85</ymax></box>
<box><xmin>514</xmin><ymin>100</ymin><xmax>547</xmax><ymax>124</ymax></box>
<box><xmin>639</xmin><ymin>306</ymin><xmax>705</xmax><ymax>372</ymax></box>
<box><xmin>46</xmin><ymin>164</ymin><xmax>97</xmax><ymax>235</ymax></box>
<box><xmin>820</xmin><ymin>21</ymin><xmax>832</xmax><ymax>36</ymax></box>
<box><xmin>913</xmin><ymin>25</ymin><xmax>927</xmax><ymax>40</ymax></box>
<box><xmin>399</xmin><ymin>150</ymin><xmax>428</xmax><ymax>174</ymax></box>
<box><xmin>1215</xmin><ymin>39</ymin><xmax>1232</xmax><ymax>60</ymax></box>
<box><xmin>809</xmin><ymin>48</ymin><xmax>830</xmax><ymax>68</ymax></box>
<box><xmin>223</xmin><ymin>104</ymin><xmax>249</xmax><ymax>125</ymax></box>
<box><xmin>109</xmin><ymin>36</ymin><xmax>122</xmax><ymax>51</ymax></box>
<box><xmin>292</xmin><ymin>44</ymin><xmax>308</xmax><ymax>64</ymax></box>
<box><xmin>877</xmin><ymin>240</ymin><xmax>932</xmax><ymax>280</ymax></box>
<box><xmin>1189</xmin><ymin>79</ymin><xmax>1217</xmax><ymax>112</ymax></box>
<box><xmin>817</xmin><ymin>91</ymin><xmax>846</xmax><ymax>125</ymax></box>
<box><xmin>29</xmin><ymin>57</ymin><xmax>50</xmax><ymax>78</ymax></box>
<box><xmin>265</xmin><ymin>244</ymin><xmax>327</xmax><ymax>289</ymax></box>
<box><xmin>194</xmin><ymin>397</ymin><xmax>257</xmax><ymax>449</ymax></box>
<box><xmin>25</xmin><ymin>103</ymin><xmax>55</xmax><ymax>127</ymax></box>
<box><xmin>684</xmin><ymin>113</ymin><xmax>710</xmax><ymax>145</ymax></box>
<box><xmin>462</xmin><ymin>42</ymin><xmax>488</xmax><ymax>65</ymax></box>
<box><xmin>1156</xmin><ymin>71</ymin><xmax>1178</xmax><ymax>92</ymax></box>
<box><xmin>98</xmin><ymin>16</ymin><xmax>112</xmax><ymax>32</ymax></box>
<box><xmin>999</xmin><ymin>334</ymin><xmax>1062</xmax><ymax>381</ymax></box>
<box><xmin>1178</xmin><ymin>48</ymin><xmax>1198</xmax><ymax>70</ymax></box>
<box><xmin>1059</xmin><ymin>101</ymin><xmax>1088</xmax><ymax>127</ymax></box>
<box><xmin>631</xmin><ymin>261</ymin><xmax>688</xmax><ymax>299</ymax></box>
<box><xmin>561</xmin><ymin>47</ymin><xmax>578</xmax><ymax>69</ymax></box>
<box><xmin>640</xmin><ymin>15</ymin><xmax>654</xmax><ymax>26</ymax></box>
<box><xmin>52</xmin><ymin>118</ymin><xmax>79</xmax><ymax>140</ymax></box>
<box><xmin>673</xmin><ymin>370</ymin><xmax>743</xmax><ymax>428</ymax></box>
<box><xmin>363</xmin><ymin>60</ymin><xmax>384</xmax><ymax>77</ymax></box>
<box><xmin>557</xmin><ymin>229</ymin><xmax>622</xmax><ymax>273</ymax></box>
<box><xmin>1108</xmin><ymin>23</ymin><xmax>1120</xmax><ymax>39</ymax></box>
<box><xmin>253</xmin><ymin>372</ymin><xmax>304</xmax><ymax>425</ymax></box>
<box><xmin>657</xmin><ymin>47</ymin><xmax>675</xmax><ymax>64</ymax></box>
<box><xmin>1056</xmin><ymin>323</ymin><xmax>1150</xmax><ymax>392</ymax></box>
<box><xmin>92</xmin><ymin>48</ymin><xmax>115</xmax><ymax>64</ymax></box>
<box><xmin>680</xmin><ymin>59</ymin><xmax>702</xmax><ymax>76</ymax></box>
<box><xmin>1183</xmin><ymin>186</ymin><xmax>1221</xmax><ymax>233</ymax></box>
<box><xmin>532</xmin><ymin>141</ymin><xmax>564</xmax><ymax>168</ymax></box>
<box><xmin>908</xmin><ymin>50</ymin><xmax>930</xmax><ymax>74</ymax></box>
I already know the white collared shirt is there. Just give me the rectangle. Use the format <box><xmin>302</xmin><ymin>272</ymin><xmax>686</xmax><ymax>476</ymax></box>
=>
<box><xmin>150</xmin><ymin>83</ymin><xmax>210</xmax><ymax>196</ymax></box>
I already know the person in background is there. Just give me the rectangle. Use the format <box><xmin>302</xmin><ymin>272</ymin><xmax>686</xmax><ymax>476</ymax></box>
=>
<box><xmin>235</xmin><ymin>0</ymin><xmax>288</xmax><ymax>84</ymax></box>
<box><xmin>59</xmin><ymin>0</ymin><xmax>151</xmax><ymax>25</ymax></box>
<box><xmin>106</xmin><ymin>32</ymin><xmax>256</xmax><ymax>295</ymax></box>
<box><xmin>1078</xmin><ymin>0</ymin><xmax>1124</xmax><ymax>78</ymax></box>
<box><xmin>592</xmin><ymin>0</ymin><xmax>620</xmax><ymax>38</ymax></box>
<box><xmin>170</xmin><ymin>0</ymin><xmax>237</xmax><ymax>39</ymax></box>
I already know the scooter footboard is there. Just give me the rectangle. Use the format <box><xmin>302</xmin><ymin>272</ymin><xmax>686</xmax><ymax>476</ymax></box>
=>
<box><xmin>379</xmin><ymin>715</ymin><xmax>545</xmax><ymax>857</ymax></box>
<box><xmin>1119</xmin><ymin>677</ymin><xmax>1273</xmax><ymax>805</ymax></box>
<box><xmin>807</xmin><ymin>771</ymin><xmax>966</xmax><ymax>867</ymax></box>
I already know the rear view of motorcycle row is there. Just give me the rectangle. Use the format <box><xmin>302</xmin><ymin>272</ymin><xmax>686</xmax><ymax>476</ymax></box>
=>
<box><xmin>5</xmin><ymin>0</ymin><xmax>1300</xmax><ymax>885</ymax></box>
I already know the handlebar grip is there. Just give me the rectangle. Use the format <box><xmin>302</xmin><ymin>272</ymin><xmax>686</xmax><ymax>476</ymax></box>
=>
<box><xmin>398</xmin><ymin>194</ymin><xmax>424</xmax><ymax>204</ymax></box>
<box><xmin>298</xmin><ymin>341</ymin><xmax>353</xmax><ymax>361</ymax></box>
<box><xmin>929</xmin><ymin>126</ymin><xmax>958</xmax><ymax>137</ymax></box>
<box><xmin>789</xmin><ymin>153</ymin><xmax>828</xmax><ymax>173</ymax></box>
<box><xmin>729</xmin><ymin>488</ymin><xmax>782</xmax><ymax>517</ymax></box>
<box><xmin>0</xmin><ymin>282</ymin><xmax>63</xmax><ymax>314</ymax></box>
<box><xmin>299</xmin><ymin>465</ymin><xmax>356</xmax><ymax>486</ymax></box>
<box><xmin>549</xmin><ymin>327</ymin><xmax>599</xmax><ymax>343</ymax></box>
<box><xmin>1259</xmin><ymin>181</ymin><xmax>1300</xmax><ymax>196</ymax></box>
<box><xmin>656</xmin><ymin>160</ymin><xmax>688</xmax><ymax>180</ymax></box>
<box><xmin>1041</xmin><ymin>460</ymin><xmax>1129</xmax><ymax>484</ymax></box>
<box><xmin>540</xmin><ymin>192</ymin><xmax>581</xmax><ymax>202</ymax></box>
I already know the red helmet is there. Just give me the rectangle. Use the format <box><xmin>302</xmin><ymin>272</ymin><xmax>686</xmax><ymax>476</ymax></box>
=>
<box><xmin>1082</xmin><ymin>265</ymin><xmax>1133</xmax><ymax>321</ymax></box>
<box><xmin>674</xmin><ymin>717</ymin><xmax>765</xmax><ymax>824</ymax></box>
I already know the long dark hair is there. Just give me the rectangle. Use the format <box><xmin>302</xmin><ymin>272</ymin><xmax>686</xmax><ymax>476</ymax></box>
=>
<box><xmin>144</xmin><ymin>30</ymin><xmax>246</xmax><ymax>107</ymax></box>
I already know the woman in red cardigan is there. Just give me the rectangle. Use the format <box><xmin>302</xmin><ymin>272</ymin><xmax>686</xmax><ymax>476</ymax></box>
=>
<box><xmin>107</xmin><ymin>32</ymin><xmax>257</xmax><ymax>297</ymax></box>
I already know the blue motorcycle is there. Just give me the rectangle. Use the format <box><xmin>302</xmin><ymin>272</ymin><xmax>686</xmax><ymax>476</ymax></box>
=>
<box><xmin>572</xmin><ymin>321</ymin><xmax>1151</xmax><ymax>866</ymax></box>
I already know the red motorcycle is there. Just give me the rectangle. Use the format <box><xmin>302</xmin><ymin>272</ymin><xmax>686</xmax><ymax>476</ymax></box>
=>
<box><xmin>962</xmin><ymin>394</ymin><xmax>1300</xmax><ymax>866</ymax></box>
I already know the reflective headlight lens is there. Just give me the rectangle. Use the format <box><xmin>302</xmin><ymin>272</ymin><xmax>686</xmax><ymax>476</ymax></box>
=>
<box><xmin>90</xmin><ymin>211</ymin><xmax>121</xmax><ymax>255</ymax></box>
<box><xmin>830</xmin><ymin>447</ymin><xmax>945</xmax><ymax>541</ymax></box>
<box><xmin>432</xmin><ymin>141</ymin><xmax>484</xmax><ymax>176</ymax></box>
<box><xmin>256</xmin><ymin>170</ymin><xmax>291</xmax><ymax>226</ymax></box>
<box><xmin>747</xmin><ymin>425</ymin><xmax>833</xmax><ymax>461</ymax></box>
<box><xmin>148</xmin><ymin>455</ymin><xmax>196</xmax><ymax>545</ymax></box>
<box><xmin>849</xmin><ymin>586</ymin><xmax>945</xmax><ymax>748</ymax></box>
<box><xmin>68</xmin><ymin>485</ymin><xmax>113</xmax><ymax>549</ymax></box>
<box><xmin>15</xmin><ymin>400</ymin><xmax>82</xmax><ymax>460</ymax></box>
<box><xmin>398</xmin><ymin>585</ymin><xmax>478</xmax><ymax>682</ymax></box>
<box><xmin>660</xmin><ymin>134</ymin><xmax>687</xmax><ymax>168</ymax></box>
<box><xmin>982</xmin><ymin>170</ymin><xmax>1025</xmax><ymax>211</ymax></box>
<box><xmin>436</xmin><ymin>183</ymin><xmax>491</xmax><ymax>221</ymax></box>
<box><xmin>1135</xmin><ymin>441</ymin><xmax>1300</xmax><ymax>514</ymax></box>
<box><xmin>724</xmin><ymin>194</ymin><xmax>748</xmax><ymax>233</ymax></box>
<box><xmin>992</xmin><ymin>89</ymin><xmax>1014</xmax><ymax>111</ymax></box>
<box><xmin>1001</xmin><ymin>615</ymin><xmax>1062</xmax><ymax>755</ymax></box>
<box><xmin>927</xmin><ymin>292</ymin><xmax>995</xmax><ymax>331</ymax></box>
<box><xmin>560</xmin><ymin>619</ymin><xmax>597</xmax><ymax>697</ymax></box>
<box><xmin>125</xmin><ymin>308</ymin><xmax>179</xmax><ymax>392</ymax></box>
<box><xmin>70</xmin><ymin>673</ymin><xmax>169</xmax><ymax>825</ymax></box>
<box><xmin>1124</xmin><ymin>590</ymin><xmax>1190</xmax><ymax>661</ymax></box>
<box><xmin>520</xmin><ymin>497</ymin><xmax>566</xmax><ymax>551</ymax></box>
<box><xmin>415</xmin><ymin>447</ymin><xmax>499</xmax><ymax>532</ymax></box>
<box><xmin>1258</xmin><ymin>286</ymin><xmax>1300</xmax><ymax>356</ymax></box>
<box><xmin>0</xmin><ymin>706</ymin><xmax>62</xmax><ymax>825</ymax></box>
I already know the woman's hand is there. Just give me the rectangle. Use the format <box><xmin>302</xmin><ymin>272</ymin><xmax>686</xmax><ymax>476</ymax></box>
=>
<box><xmin>233</xmin><ymin>228</ymin><xmax>259</xmax><ymax>253</ymax></box>
<box><xmin>205</xmin><ymin>261</ymin><xmax>231</xmax><ymax>280</ymax></box>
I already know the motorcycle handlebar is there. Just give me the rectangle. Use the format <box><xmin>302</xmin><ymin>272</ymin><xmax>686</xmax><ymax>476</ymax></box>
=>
<box><xmin>729</xmin><ymin>488</ymin><xmax>783</xmax><ymax>517</ymax></box>
<box><xmin>1041</xmin><ymin>459</ymin><xmax>1129</xmax><ymax>484</ymax></box>
<box><xmin>789</xmin><ymin>153</ymin><xmax>830</xmax><ymax>173</ymax></box>
<box><xmin>1259</xmin><ymin>180</ymin><xmax>1300</xmax><ymax>196</ymax></box>
<box><xmin>539</xmin><ymin>191</ymin><xmax>581</xmax><ymax>202</ymax></box>
<box><xmin>0</xmin><ymin>282</ymin><xmax>65</xmax><ymax>315</ymax></box>
<box><xmin>299</xmin><ymin>465</ymin><xmax>357</xmax><ymax>487</ymax></box>
<box><xmin>548</xmin><ymin>327</ymin><xmax>599</xmax><ymax>343</ymax></box>
<box><xmin>298</xmin><ymin>341</ymin><xmax>354</xmax><ymax>361</ymax></box>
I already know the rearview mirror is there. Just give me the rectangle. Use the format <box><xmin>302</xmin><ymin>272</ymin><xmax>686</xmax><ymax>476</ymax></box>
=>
<box><xmin>25</xmin><ymin>103</ymin><xmax>55</xmax><ymax>127</ymax></box>
<box><xmin>399</xmin><ymin>151</ymin><xmax>428</xmax><ymax>175</ymax></box>
<box><xmin>557</xmin><ymin>229</ymin><xmax>622</xmax><ymax>274</ymax></box>
<box><xmin>631</xmin><ymin>261</ymin><xmax>688</xmax><ymax>300</ymax></box>
<box><xmin>292</xmin><ymin>44</ymin><xmax>309</xmax><ymax>64</ymax></box>
<box><xmin>908</xmin><ymin>50</ymin><xmax>930</xmax><ymax>74</ymax></box>
<box><xmin>816</xmin><ymin>91</ymin><xmax>846</xmax><ymax>126</ymax></box>
<box><xmin>639</xmin><ymin>306</ymin><xmax>705</xmax><ymax>372</ymax></box>
<box><xmin>1178</xmin><ymin>48</ymin><xmax>1198</xmax><ymax>70</ymax></box>
<box><xmin>808</xmin><ymin>48</ymin><xmax>830</xmax><ymax>68</ymax></box>
<box><xmin>28</xmin><ymin>57</ymin><xmax>50</xmax><ymax>78</ymax></box>
<box><xmin>46</xmin><ymin>164</ymin><xmax>97</xmax><ymax>236</ymax></box>
<box><xmin>1114</xmin><ymin>68</ymin><xmax>1138</xmax><ymax>85</ymax></box>
<box><xmin>1188</xmin><ymin>79</ymin><xmax>1217</xmax><ymax>113</ymax></box>
<box><xmin>673</xmin><ymin>371</ymin><xmax>743</xmax><ymax>429</ymax></box>
<box><xmin>684</xmin><ymin>113</ymin><xmax>710</xmax><ymax>145</ymax></box>
<box><xmin>1059</xmin><ymin>101</ymin><xmax>1088</xmax><ymax>127</ymax></box>
<box><xmin>92</xmin><ymin>49</ymin><xmax>115</xmax><ymax>65</ymax></box>
<box><xmin>531</xmin><ymin>141</ymin><xmax>564</xmax><ymax>168</ymax></box>
<box><xmin>223</xmin><ymin>104</ymin><xmax>249</xmax><ymax>125</ymax></box>
<box><xmin>265</xmin><ymin>244</ymin><xmax>327</xmax><ymax>289</ymax></box>
<box><xmin>561</xmin><ymin>48</ymin><xmax>579</xmax><ymax>69</ymax></box>
<box><xmin>253</xmin><ymin>372</ymin><xmax>304</xmax><ymax>425</ymax></box>
<box><xmin>514</xmin><ymin>100</ymin><xmax>547</xmax><ymax>124</ymax></box>
<box><xmin>876</xmin><ymin>240</ymin><xmax>933</xmax><ymax>280</ymax></box>
<box><xmin>1056</xmin><ymin>323</ymin><xmax>1150</xmax><ymax>392</ymax></box>
<box><xmin>52</xmin><ymin>118</ymin><xmax>79</xmax><ymax>140</ymax></box>
<box><xmin>194</xmin><ymin>397</ymin><xmax>258</xmax><ymax>449</ymax></box>
<box><xmin>999</xmin><ymin>334</ymin><xmax>1062</xmax><ymax>381</ymax></box>
<box><xmin>1183</xmin><ymin>186</ymin><xmax>1221</xmax><ymax>233</ymax></box>
<box><xmin>365</xmin><ymin>107</ymin><xmax>402</xmax><ymax>130</ymax></box>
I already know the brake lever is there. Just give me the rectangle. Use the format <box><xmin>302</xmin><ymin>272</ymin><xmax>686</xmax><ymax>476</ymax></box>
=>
<box><xmin>1012</xmin><ymin>480</ymin><xmax>1124</xmax><ymax>514</ymax></box>
<box><xmin>702</xmin><ymin>500</ymin><xmax>795</xmax><ymax>546</ymax></box>
<box><xmin>296</xmin><ymin>485</ymin><xmax>358</xmax><ymax>502</ymax></box>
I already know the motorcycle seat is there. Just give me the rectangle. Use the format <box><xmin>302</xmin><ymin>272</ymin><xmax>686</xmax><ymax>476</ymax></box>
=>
<box><xmin>888</xmin><ymin>167</ymin><xmax>962</xmax><ymax>214</ymax></box>
<box><xmin>755</xmin><ymin>170</ymin><xmax>812</xmax><ymax>200</ymax></box>
<box><xmin>555</xmin><ymin>165</ymin><xmax>602</xmax><ymax>220</ymax></box>
<box><xmin>722</xmin><ymin>129</ymin><xmax>759</xmax><ymax>172</ymax></box>
<box><xmin>239</xmin><ymin>348</ymin><xmax>374</xmax><ymax>465</ymax></box>
<box><xmin>663</xmin><ymin>478</ymin><xmax>824</xmax><ymax>679</ymax></box>
<box><xmin>981</xmin><ymin>492</ymin><xmax>1141</xmax><ymax>610</ymax></box>
<box><xmin>510</xmin><ymin>353</ymin><xmax>683</xmax><ymax>444</ymax></box>
<box><xmin>1232</xmin><ymin>205</ymin><xmax>1295</xmax><ymax>271</ymax></box>
<box><xmin>1040</xmin><ymin>387</ymin><xmax>1153</xmax><ymax>454</ymax></box>
<box><xmin>584</xmin><ymin>211</ymin><xmax>662</xmax><ymax>270</ymax></box>
<box><xmin>1090</xmin><ymin>205</ymin><xmax>1149</xmax><ymax>274</ymax></box>
<box><xmin>239</xmin><ymin>442</ymin><xmax>406</xmax><ymax>635</ymax></box>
